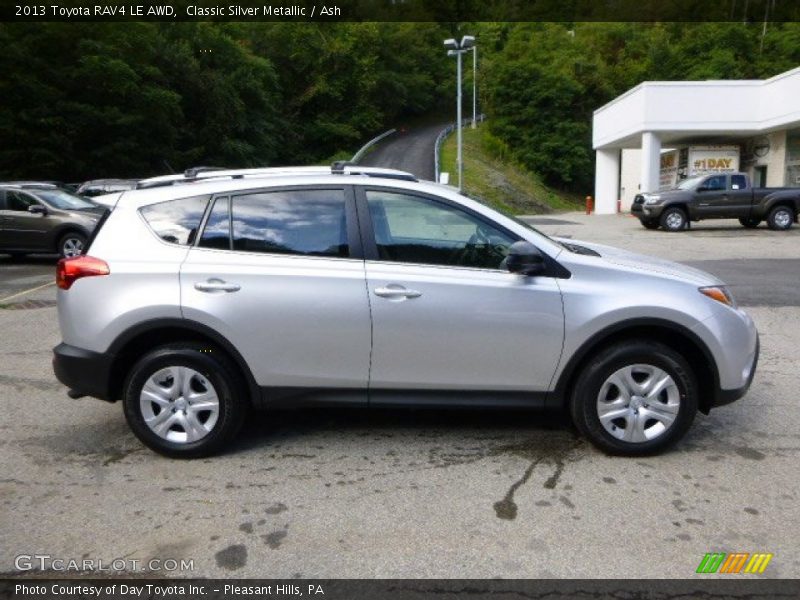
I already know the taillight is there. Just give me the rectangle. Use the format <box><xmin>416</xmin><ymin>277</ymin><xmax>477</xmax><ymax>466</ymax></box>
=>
<box><xmin>56</xmin><ymin>256</ymin><xmax>110</xmax><ymax>290</ymax></box>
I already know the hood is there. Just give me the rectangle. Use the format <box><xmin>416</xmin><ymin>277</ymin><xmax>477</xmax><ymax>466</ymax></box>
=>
<box><xmin>643</xmin><ymin>188</ymin><xmax>688</xmax><ymax>199</ymax></box>
<box><xmin>554</xmin><ymin>238</ymin><xmax>723</xmax><ymax>287</ymax></box>
<box><xmin>67</xmin><ymin>206</ymin><xmax>105</xmax><ymax>220</ymax></box>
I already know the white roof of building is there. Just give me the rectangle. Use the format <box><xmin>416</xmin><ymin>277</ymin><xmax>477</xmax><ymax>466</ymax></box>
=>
<box><xmin>593</xmin><ymin>65</ymin><xmax>800</xmax><ymax>149</ymax></box>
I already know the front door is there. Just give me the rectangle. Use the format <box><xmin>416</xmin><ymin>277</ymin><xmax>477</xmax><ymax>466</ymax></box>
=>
<box><xmin>1</xmin><ymin>190</ymin><xmax>51</xmax><ymax>250</ymax></box>
<box><xmin>694</xmin><ymin>174</ymin><xmax>730</xmax><ymax>218</ymax></box>
<box><xmin>358</xmin><ymin>188</ymin><xmax>564</xmax><ymax>399</ymax></box>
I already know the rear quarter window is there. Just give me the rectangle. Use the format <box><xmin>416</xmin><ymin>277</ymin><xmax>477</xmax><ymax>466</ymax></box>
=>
<box><xmin>140</xmin><ymin>196</ymin><xmax>210</xmax><ymax>246</ymax></box>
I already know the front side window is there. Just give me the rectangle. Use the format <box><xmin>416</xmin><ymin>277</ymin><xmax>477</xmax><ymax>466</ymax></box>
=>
<box><xmin>703</xmin><ymin>175</ymin><xmax>726</xmax><ymax>191</ymax></box>
<box><xmin>366</xmin><ymin>190</ymin><xmax>517</xmax><ymax>269</ymax></box>
<box><xmin>230</xmin><ymin>189</ymin><xmax>348</xmax><ymax>258</ymax></box>
<box><xmin>6</xmin><ymin>191</ymin><xmax>39</xmax><ymax>212</ymax></box>
<box><xmin>140</xmin><ymin>195</ymin><xmax>210</xmax><ymax>246</ymax></box>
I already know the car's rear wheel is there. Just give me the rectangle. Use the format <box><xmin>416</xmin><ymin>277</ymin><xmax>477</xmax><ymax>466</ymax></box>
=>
<box><xmin>659</xmin><ymin>207</ymin><xmax>688</xmax><ymax>232</ymax></box>
<box><xmin>122</xmin><ymin>343</ymin><xmax>247</xmax><ymax>458</ymax></box>
<box><xmin>639</xmin><ymin>219</ymin><xmax>660</xmax><ymax>230</ymax></box>
<box><xmin>766</xmin><ymin>205</ymin><xmax>794</xmax><ymax>231</ymax></box>
<box><xmin>59</xmin><ymin>232</ymin><xmax>87</xmax><ymax>258</ymax></box>
<box><xmin>570</xmin><ymin>340</ymin><xmax>697</xmax><ymax>456</ymax></box>
<box><xmin>739</xmin><ymin>217</ymin><xmax>761</xmax><ymax>229</ymax></box>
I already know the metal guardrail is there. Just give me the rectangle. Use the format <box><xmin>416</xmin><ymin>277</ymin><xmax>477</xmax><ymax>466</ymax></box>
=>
<box><xmin>351</xmin><ymin>128</ymin><xmax>397</xmax><ymax>164</ymax></box>
<box><xmin>434</xmin><ymin>114</ymin><xmax>485</xmax><ymax>183</ymax></box>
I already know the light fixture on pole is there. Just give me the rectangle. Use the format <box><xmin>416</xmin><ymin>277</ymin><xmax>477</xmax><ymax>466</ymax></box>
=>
<box><xmin>444</xmin><ymin>35</ymin><xmax>475</xmax><ymax>191</ymax></box>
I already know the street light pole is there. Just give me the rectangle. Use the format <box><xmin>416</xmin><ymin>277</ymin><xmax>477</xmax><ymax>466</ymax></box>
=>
<box><xmin>444</xmin><ymin>35</ymin><xmax>475</xmax><ymax>191</ymax></box>
<box><xmin>471</xmin><ymin>45</ymin><xmax>477</xmax><ymax>129</ymax></box>
<box><xmin>456</xmin><ymin>49</ymin><xmax>463</xmax><ymax>190</ymax></box>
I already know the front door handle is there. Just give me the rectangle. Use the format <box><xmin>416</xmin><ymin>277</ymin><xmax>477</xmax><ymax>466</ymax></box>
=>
<box><xmin>194</xmin><ymin>279</ymin><xmax>241</xmax><ymax>293</ymax></box>
<box><xmin>374</xmin><ymin>285</ymin><xmax>422</xmax><ymax>299</ymax></box>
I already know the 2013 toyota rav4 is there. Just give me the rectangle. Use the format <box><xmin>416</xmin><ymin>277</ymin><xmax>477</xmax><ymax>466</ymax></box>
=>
<box><xmin>52</xmin><ymin>165</ymin><xmax>759</xmax><ymax>458</ymax></box>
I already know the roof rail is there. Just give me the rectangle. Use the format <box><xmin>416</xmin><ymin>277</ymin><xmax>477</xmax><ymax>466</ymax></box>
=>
<box><xmin>183</xmin><ymin>166</ymin><xmax>227</xmax><ymax>178</ymax></box>
<box><xmin>135</xmin><ymin>164</ymin><xmax>419</xmax><ymax>190</ymax></box>
<box><xmin>330</xmin><ymin>161</ymin><xmax>417</xmax><ymax>182</ymax></box>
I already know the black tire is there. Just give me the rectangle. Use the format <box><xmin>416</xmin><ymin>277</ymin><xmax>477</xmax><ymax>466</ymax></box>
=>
<box><xmin>58</xmin><ymin>231</ymin><xmax>87</xmax><ymax>258</ymax></box>
<box><xmin>569</xmin><ymin>340</ymin><xmax>698</xmax><ymax>456</ymax></box>
<box><xmin>639</xmin><ymin>219</ymin><xmax>660</xmax><ymax>230</ymax></box>
<box><xmin>659</xmin><ymin>207</ymin><xmax>688</xmax><ymax>232</ymax></box>
<box><xmin>766</xmin><ymin>205</ymin><xmax>794</xmax><ymax>231</ymax></box>
<box><xmin>122</xmin><ymin>342</ymin><xmax>248</xmax><ymax>458</ymax></box>
<box><xmin>738</xmin><ymin>217</ymin><xmax>761</xmax><ymax>229</ymax></box>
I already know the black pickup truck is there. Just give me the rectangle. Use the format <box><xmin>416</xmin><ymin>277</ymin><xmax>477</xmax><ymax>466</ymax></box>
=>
<box><xmin>631</xmin><ymin>173</ymin><xmax>800</xmax><ymax>231</ymax></box>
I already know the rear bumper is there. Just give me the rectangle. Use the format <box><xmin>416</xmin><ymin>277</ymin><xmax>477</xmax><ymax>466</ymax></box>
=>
<box><xmin>52</xmin><ymin>342</ymin><xmax>115</xmax><ymax>402</ymax></box>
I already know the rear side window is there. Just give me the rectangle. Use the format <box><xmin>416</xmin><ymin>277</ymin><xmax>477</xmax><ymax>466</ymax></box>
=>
<box><xmin>140</xmin><ymin>196</ymin><xmax>210</xmax><ymax>246</ymax></box>
<box><xmin>221</xmin><ymin>189</ymin><xmax>348</xmax><ymax>258</ymax></box>
<box><xmin>731</xmin><ymin>174</ymin><xmax>747</xmax><ymax>190</ymax></box>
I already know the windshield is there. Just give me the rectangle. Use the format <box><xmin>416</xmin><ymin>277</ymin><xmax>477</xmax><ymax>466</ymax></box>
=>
<box><xmin>675</xmin><ymin>176</ymin><xmax>705</xmax><ymax>190</ymax></box>
<box><xmin>36</xmin><ymin>190</ymin><xmax>96</xmax><ymax>210</ymax></box>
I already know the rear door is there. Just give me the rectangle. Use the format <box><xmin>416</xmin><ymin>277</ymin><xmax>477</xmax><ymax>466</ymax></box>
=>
<box><xmin>357</xmin><ymin>187</ymin><xmax>564</xmax><ymax>401</ymax></box>
<box><xmin>180</xmin><ymin>186</ymin><xmax>371</xmax><ymax>398</ymax></box>
<box><xmin>724</xmin><ymin>174</ymin><xmax>755</xmax><ymax>217</ymax></box>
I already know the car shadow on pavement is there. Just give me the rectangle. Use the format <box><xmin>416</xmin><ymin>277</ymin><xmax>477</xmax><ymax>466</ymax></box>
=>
<box><xmin>229</xmin><ymin>407</ymin><xmax>578</xmax><ymax>453</ymax></box>
<box><xmin>0</xmin><ymin>254</ymin><xmax>59</xmax><ymax>265</ymax></box>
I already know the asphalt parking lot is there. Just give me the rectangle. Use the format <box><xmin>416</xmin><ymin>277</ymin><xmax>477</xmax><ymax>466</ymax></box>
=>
<box><xmin>1</xmin><ymin>216</ymin><xmax>798</xmax><ymax>579</ymax></box>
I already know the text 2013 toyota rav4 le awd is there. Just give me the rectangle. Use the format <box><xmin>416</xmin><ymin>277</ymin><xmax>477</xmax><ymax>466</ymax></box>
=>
<box><xmin>52</xmin><ymin>165</ymin><xmax>759</xmax><ymax>458</ymax></box>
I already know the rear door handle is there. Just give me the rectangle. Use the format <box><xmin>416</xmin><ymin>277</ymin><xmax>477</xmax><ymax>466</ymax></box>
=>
<box><xmin>194</xmin><ymin>279</ymin><xmax>241</xmax><ymax>293</ymax></box>
<box><xmin>374</xmin><ymin>285</ymin><xmax>422</xmax><ymax>299</ymax></box>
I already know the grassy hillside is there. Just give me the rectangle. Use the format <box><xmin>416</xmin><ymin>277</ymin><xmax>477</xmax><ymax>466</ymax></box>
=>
<box><xmin>439</xmin><ymin>125</ymin><xmax>582</xmax><ymax>214</ymax></box>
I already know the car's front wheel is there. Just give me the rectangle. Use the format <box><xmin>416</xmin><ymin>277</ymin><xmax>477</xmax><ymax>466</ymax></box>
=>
<box><xmin>122</xmin><ymin>343</ymin><xmax>247</xmax><ymax>458</ymax></box>
<box><xmin>659</xmin><ymin>207</ymin><xmax>688</xmax><ymax>232</ymax></box>
<box><xmin>570</xmin><ymin>340</ymin><xmax>698</xmax><ymax>456</ymax></box>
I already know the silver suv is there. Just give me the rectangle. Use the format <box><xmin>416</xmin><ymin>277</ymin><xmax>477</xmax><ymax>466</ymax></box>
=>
<box><xmin>53</xmin><ymin>165</ymin><xmax>759</xmax><ymax>458</ymax></box>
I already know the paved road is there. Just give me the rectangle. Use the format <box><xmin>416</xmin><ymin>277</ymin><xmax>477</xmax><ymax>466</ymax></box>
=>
<box><xmin>1</xmin><ymin>215</ymin><xmax>799</xmax><ymax>579</ymax></box>
<box><xmin>0</xmin><ymin>255</ymin><xmax>56</xmax><ymax>301</ymax></box>
<box><xmin>358</xmin><ymin>123</ymin><xmax>447</xmax><ymax>181</ymax></box>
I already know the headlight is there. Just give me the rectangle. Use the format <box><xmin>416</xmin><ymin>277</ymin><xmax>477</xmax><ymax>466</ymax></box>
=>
<box><xmin>644</xmin><ymin>195</ymin><xmax>661</xmax><ymax>205</ymax></box>
<box><xmin>699</xmin><ymin>286</ymin><xmax>737</xmax><ymax>308</ymax></box>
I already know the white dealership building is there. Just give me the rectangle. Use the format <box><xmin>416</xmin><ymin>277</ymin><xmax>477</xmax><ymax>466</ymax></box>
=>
<box><xmin>592</xmin><ymin>65</ymin><xmax>800</xmax><ymax>214</ymax></box>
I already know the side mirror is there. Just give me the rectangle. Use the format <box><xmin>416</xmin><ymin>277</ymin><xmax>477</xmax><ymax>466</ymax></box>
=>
<box><xmin>506</xmin><ymin>241</ymin><xmax>545</xmax><ymax>276</ymax></box>
<box><xmin>28</xmin><ymin>204</ymin><xmax>47</xmax><ymax>215</ymax></box>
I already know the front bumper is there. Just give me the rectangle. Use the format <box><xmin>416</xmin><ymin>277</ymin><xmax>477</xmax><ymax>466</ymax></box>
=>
<box><xmin>632</xmin><ymin>202</ymin><xmax>665</xmax><ymax>219</ymax></box>
<box><xmin>52</xmin><ymin>342</ymin><xmax>115</xmax><ymax>402</ymax></box>
<box><xmin>711</xmin><ymin>334</ymin><xmax>759</xmax><ymax>409</ymax></box>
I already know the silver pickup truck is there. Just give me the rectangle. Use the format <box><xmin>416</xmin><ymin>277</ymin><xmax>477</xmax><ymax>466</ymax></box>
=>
<box><xmin>631</xmin><ymin>173</ymin><xmax>800</xmax><ymax>231</ymax></box>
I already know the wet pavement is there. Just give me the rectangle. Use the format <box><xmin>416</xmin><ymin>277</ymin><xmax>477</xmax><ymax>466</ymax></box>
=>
<box><xmin>1</xmin><ymin>216</ymin><xmax>799</xmax><ymax>578</ymax></box>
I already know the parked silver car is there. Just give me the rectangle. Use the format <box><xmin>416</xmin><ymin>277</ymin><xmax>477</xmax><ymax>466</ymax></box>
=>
<box><xmin>52</xmin><ymin>165</ymin><xmax>759</xmax><ymax>457</ymax></box>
